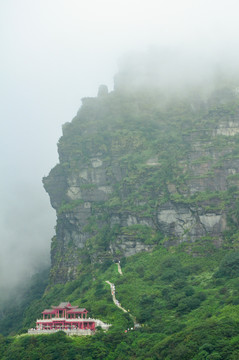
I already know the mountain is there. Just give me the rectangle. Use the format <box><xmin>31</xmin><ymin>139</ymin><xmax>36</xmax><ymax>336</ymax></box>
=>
<box><xmin>2</xmin><ymin>63</ymin><xmax>239</xmax><ymax>359</ymax></box>
<box><xmin>43</xmin><ymin>74</ymin><xmax>239</xmax><ymax>285</ymax></box>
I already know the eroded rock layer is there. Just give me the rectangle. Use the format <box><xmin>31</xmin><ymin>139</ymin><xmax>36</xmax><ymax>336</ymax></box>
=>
<box><xmin>44</xmin><ymin>85</ymin><xmax>239</xmax><ymax>283</ymax></box>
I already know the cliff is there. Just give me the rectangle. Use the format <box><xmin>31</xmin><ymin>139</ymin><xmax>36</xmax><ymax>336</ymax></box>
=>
<box><xmin>43</xmin><ymin>80</ymin><xmax>239</xmax><ymax>284</ymax></box>
<box><xmin>3</xmin><ymin>71</ymin><xmax>239</xmax><ymax>359</ymax></box>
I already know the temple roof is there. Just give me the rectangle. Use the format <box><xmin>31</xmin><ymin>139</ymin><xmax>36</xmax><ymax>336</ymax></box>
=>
<box><xmin>67</xmin><ymin>308</ymin><xmax>87</xmax><ymax>313</ymax></box>
<box><xmin>51</xmin><ymin>302</ymin><xmax>78</xmax><ymax>310</ymax></box>
<box><xmin>42</xmin><ymin>309</ymin><xmax>57</xmax><ymax>314</ymax></box>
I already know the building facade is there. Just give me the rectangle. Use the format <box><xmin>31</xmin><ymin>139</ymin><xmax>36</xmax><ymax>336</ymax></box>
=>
<box><xmin>28</xmin><ymin>302</ymin><xmax>111</xmax><ymax>335</ymax></box>
<box><xmin>35</xmin><ymin>302</ymin><xmax>95</xmax><ymax>331</ymax></box>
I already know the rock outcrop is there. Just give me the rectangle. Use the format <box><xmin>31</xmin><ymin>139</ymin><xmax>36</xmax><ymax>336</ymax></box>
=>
<box><xmin>43</xmin><ymin>84</ymin><xmax>239</xmax><ymax>284</ymax></box>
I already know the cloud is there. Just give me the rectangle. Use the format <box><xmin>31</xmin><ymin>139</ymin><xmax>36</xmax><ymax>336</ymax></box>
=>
<box><xmin>1</xmin><ymin>0</ymin><xmax>239</xmax><ymax>293</ymax></box>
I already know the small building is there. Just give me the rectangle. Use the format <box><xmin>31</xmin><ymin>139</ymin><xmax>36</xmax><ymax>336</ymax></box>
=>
<box><xmin>28</xmin><ymin>302</ymin><xmax>111</xmax><ymax>336</ymax></box>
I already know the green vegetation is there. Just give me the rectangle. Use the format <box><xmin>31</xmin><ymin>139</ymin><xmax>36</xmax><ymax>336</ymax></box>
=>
<box><xmin>43</xmin><ymin>84</ymin><xmax>239</xmax><ymax>277</ymax></box>
<box><xmin>4</xmin><ymin>81</ymin><xmax>239</xmax><ymax>358</ymax></box>
<box><xmin>0</xmin><ymin>269</ymin><xmax>49</xmax><ymax>336</ymax></box>
<box><xmin>58</xmin><ymin>199</ymin><xmax>84</xmax><ymax>214</ymax></box>
<box><xmin>2</xmin><ymin>244</ymin><xmax>239</xmax><ymax>359</ymax></box>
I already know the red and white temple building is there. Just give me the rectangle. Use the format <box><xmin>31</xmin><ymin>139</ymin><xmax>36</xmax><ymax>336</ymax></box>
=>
<box><xmin>28</xmin><ymin>302</ymin><xmax>111</xmax><ymax>336</ymax></box>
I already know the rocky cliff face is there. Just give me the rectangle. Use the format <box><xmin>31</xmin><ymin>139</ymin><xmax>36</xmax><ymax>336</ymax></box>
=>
<box><xmin>43</xmin><ymin>84</ymin><xmax>239</xmax><ymax>284</ymax></box>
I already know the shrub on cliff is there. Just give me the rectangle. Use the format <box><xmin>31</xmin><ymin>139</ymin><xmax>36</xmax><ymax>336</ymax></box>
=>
<box><xmin>215</xmin><ymin>250</ymin><xmax>239</xmax><ymax>278</ymax></box>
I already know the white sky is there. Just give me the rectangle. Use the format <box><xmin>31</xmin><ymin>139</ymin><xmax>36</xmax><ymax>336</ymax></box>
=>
<box><xmin>1</xmin><ymin>0</ymin><xmax>239</xmax><ymax>289</ymax></box>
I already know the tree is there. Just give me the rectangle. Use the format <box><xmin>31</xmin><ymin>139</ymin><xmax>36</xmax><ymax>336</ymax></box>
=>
<box><xmin>215</xmin><ymin>251</ymin><xmax>239</xmax><ymax>278</ymax></box>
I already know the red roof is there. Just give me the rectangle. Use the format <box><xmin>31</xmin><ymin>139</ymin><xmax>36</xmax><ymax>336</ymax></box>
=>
<box><xmin>42</xmin><ymin>309</ymin><xmax>57</xmax><ymax>314</ymax></box>
<box><xmin>41</xmin><ymin>302</ymin><xmax>88</xmax><ymax>314</ymax></box>
<box><xmin>67</xmin><ymin>308</ymin><xmax>87</xmax><ymax>313</ymax></box>
<box><xmin>51</xmin><ymin>302</ymin><xmax>78</xmax><ymax>310</ymax></box>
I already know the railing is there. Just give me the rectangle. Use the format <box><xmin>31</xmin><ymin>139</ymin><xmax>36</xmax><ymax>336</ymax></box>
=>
<box><xmin>34</xmin><ymin>318</ymin><xmax>112</xmax><ymax>331</ymax></box>
<box><xmin>28</xmin><ymin>329</ymin><xmax>93</xmax><ymax>336</ymax></box>
<box><xmin>36</xmin><ymin>318</ymin><xmax>94</xmax><ymax>322</ymax></box>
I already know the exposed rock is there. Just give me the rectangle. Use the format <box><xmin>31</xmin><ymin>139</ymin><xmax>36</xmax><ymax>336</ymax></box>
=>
<box><xmin>110</xmin><ymin>239</ymin><xmax>154</xmax><ymax>258</ymax></box>
<box><xmin>146</xmin><ymin>157</ymin><xmax>159</xmax><ymax>166</ymax></box>
<box><xmin>213</xmin><ymin>121</ymin><xmax>239</xmax><ymax>136</ymax></box>
<box><xmin>43</xmin><ymin>86</ymin><xmax>239</xmax><ymax>284</ymax></box>
<box><xmin>199</xmin><ymin>214</ymin><xmax>222</xmax><ymax>232</ymax></box>
<box><xmin>97</xmin><ymin>84</ymin><xmax>108</xmax><ymax>97</ymax></box>
<box><xmin>157</xmin><ymin>203</ymin><xmax>203</xmax><ymax>241</ymax></box>
<box><xmin>91</xmin><ymin>158</ymin><xmax>103</xmax><ymax>168</ymax></box>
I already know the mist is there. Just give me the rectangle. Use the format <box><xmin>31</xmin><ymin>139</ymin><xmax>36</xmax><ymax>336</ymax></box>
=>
<box><xmin>115</xmin><ymin>46</ymin><xmax>239</xmax><ymax>99</ymax></box>
<box><xmin>1</xmin><ymin>0</ymin><xmax>239</xmax><ymax>295</ymax></box>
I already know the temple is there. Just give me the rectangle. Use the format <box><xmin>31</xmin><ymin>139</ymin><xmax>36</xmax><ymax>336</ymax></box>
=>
<box><xmin>28</xmin><ymin>302</ymin><xmax>111</xmax><ymax>336</ymax></box>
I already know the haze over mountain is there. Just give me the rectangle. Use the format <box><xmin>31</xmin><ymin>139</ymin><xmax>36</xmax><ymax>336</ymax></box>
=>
<box><xmin>1</xmin><ymin>0</ymin><xmax>239</xmax><ymax>295</ymax></box>
<box><xmin>2</xmin><ymin>52</ymin><xmax>239</xmax><ymax>358</ymax></box>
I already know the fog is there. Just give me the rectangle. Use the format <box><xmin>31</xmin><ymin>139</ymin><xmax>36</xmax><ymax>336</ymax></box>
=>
<box><xmin>1</xmin><ymin>0</ymin><xmax>239</xmax><ymax>294</ymax></box>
